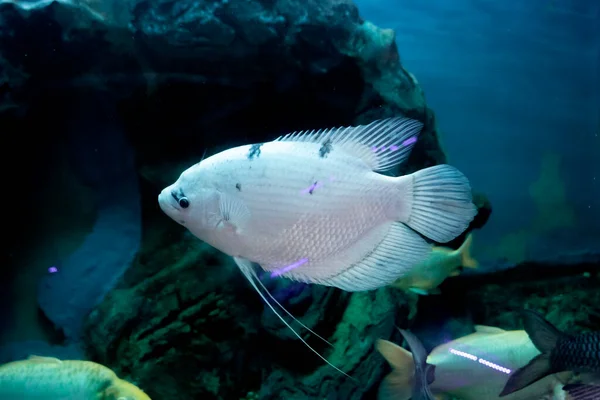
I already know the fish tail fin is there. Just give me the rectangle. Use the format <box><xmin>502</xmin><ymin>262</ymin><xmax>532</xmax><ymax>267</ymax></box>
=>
<box><xmin>395</xmin><ymin>165</ymin><xmax>477</xmax><ymax>243</ymax></box>
<box><xmin>500</xmin><ymin>310</ymin><xmax>564</xmax><ymax>397</ymax></box>
<box><xmin>457</xmin><ymin>233</ymin><xmax>478</xmax><ymax>269</ymax></box>
<box><xmin>375</xmin><ymin>339</ymin><xmax>416</xmax><ymax>400</ymax></box>
<box><xmin>500</xmin><ymin>353</ymin><xmax>553</xmax><ymax>397</ymax></box>
<box><xmin>521</xmin><ymin>309</ymin><xmax>564</xmax><ymax>354</ymax></box>
<box><xmin>233</xmin><ymin>257</ymin><xmax>355</xmax><ymax>381</ymax></box>
<box><xmin>397</xmin><ymin>329</ymin><xmax>437</xmax><ymax>400</ymax></box>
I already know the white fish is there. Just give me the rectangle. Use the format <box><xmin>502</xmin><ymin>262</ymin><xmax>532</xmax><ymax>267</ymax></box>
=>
<box><xmin>158</xmin><ymin>117</ymin><xmax>477</xmax><ymax>374</ymax></box>
<box><xmin>376</xmin><ymin>326</ymin><xmax>573</xmax><ymax>400</ymax></box>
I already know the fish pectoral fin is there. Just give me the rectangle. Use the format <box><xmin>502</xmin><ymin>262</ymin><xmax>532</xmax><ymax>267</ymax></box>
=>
<box><xmin>104</xmin><ymin>387</ymin><xmax>130</xmax><ymax>400</ymax></box>
<box><xmin>473</xmin><ymin>325</ymin><xmax>506</xmax><ymax>334</ymax></box>
<box><xmin>409</xmin><ymin>287</ymin><xmax>434</xmax><ymax>296</ymax></box>
<box><xmin>104</xmin><ymin>386</ymin><xmax>119</xmax><ymax>398</ymax></box>
<box><xmin>274</xmin><ymin>116</ymin><xmax>423</xmax><ymax>172</ymax></box>
<box><xmin>218</xmin><ymin>192</ymin><xmax>251</xmax><ymax>234</ymax></box>
<box><xmin>27</xmin><ymin>355</ymin><xmax>62</xmax><ymax>364</ymax></box>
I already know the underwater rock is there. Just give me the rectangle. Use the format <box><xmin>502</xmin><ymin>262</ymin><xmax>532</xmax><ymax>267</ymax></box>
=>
<box><xmin>258</xmin><ymin>289</ymin><xmax>414</xmax><ymax>400</ymax></box>
<box><xmin>0</xmin><ymin>0</ymin><xmax>490</xmax><ymax>397</ymax></box>
<box><xmin>410</xmin><ymin>261</ymin><xmax>600</xmax><ymax>353</ymax></box>
<box><xmin>84</xmin><ymin>229</ymin><xmax>265</xmax><ymax>399</ymax></box>
<box><xmin>84</xmin><ymin>220</ymin><xmax>416</xmax><ymax>399</ymax></box>
<box><xmin>442</xmin><ymin>262</ymin><xmax>600</xmax><ymax>333</ymax></box>
<box><xmin>36</xmin><ymin>94</ymin><xmax>142</xmax><ymax>343</ymax></box>
<box><xmin>0</xmin><ymin>0</ymin><xmax>443</xmax><ymax>169</ymax></box>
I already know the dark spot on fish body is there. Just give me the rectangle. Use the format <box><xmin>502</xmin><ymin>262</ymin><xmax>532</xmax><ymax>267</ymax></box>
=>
<box><xmin>235</xmin><ymin>183</ymin><xmax>242</xmax><ymax>191</ymax></box>
<box><xmin>247</xmin><ymin>143</ymin><xmax>263</xmax><ymax>160</ymax></box>
<box><xmin>319</xmin><ymin>138</ymin><xmax>332</xmax><ymax>158</ymax></box>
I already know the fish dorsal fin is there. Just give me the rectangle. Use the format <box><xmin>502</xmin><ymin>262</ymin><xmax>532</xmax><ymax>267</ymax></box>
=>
<box><xmin>232</xmin><ymin>257</ymin><xmax>356</xmax><ymax>381</ymax></box>
<box><xmin>27</xmin><ymin>355</ymin><xmax>62</xmax><ymax>364</ymax></box>
<box><xmin>274</xmin><ymin>117</ymin><xmax>424</xmax><ymax>172</ymax></box>
<box><xmin>474</xmin><ymin>325</ymin><xmax>506</xmax><ymax>334</ymax></box>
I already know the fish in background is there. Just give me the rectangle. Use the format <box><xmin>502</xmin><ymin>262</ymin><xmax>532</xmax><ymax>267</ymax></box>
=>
<box><xmin>376</xmin><ymin>325</ymin><xmax>573</xmax><ymax>400</ymax></box>
<box><xmin>0</xmin><ymin>355</ymin><xmax>151</xmax><ymax>399</ymax></box>
<box><xmin>158</xmin><ymin>116</ymin><xmax>477</xmax><ymax>375</ymax></box>
<box><xmin>390</xmin><ymin>233</ymin><xmax>478</xmax><ymax>295</ymax></box>
<box><xmin>500</xmin><ymin>310</ymin><xmax>600</xmax><ymax>399</ymax></box>
<box><xmin>395</xmin><ymin>328</ymin><xmax>437</xmax><ymax>400</ymax></box>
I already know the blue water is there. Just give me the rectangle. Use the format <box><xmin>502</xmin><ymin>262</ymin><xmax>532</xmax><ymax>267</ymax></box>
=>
<box><xmin>355</xmin><ymin>0</ymin><xmax>600</xmax><ymax>268</ymax></box>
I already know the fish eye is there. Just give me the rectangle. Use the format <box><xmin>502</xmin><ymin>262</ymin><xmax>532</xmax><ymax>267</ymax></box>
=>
<box><xmin>178</xmin><ymin>197</ymin><xmax>190</xmax><ymax>208</ymax></box>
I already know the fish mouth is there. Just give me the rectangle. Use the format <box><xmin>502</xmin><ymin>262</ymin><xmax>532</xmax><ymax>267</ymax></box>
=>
<box><xmin>158</xmin><ymin>190</ymin><xmax>186</xmax><ymax>225</ymax></box>
<box><xmin>158</xmin><ymin>191</ymin><xmax>178</xmax><ymax>213</ymax></box>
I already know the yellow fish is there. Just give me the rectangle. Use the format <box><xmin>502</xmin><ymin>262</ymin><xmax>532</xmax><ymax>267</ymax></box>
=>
<box><xmin>390</xmin><ymin>233</ymin><xmax>478</xmax><ymax>295</ymax></box>
<box><xmin>376</xmin><ymin>326</ymin><xmax>572</xmax><ymax>400</ymax></box>
<box><xmin>0</xmin><ymin>355</ymin><xmax>151</xmax><ymax>399</ymax></box>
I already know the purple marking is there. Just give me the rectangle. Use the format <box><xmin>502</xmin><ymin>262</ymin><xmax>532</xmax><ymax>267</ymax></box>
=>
<box><xmin>270</xmin><ymin>258</ymin><xmax>309</xmax><ymax>278</ymax></box>
<box><xmin>372</xmin><ymin>143</ymin><xmax>407</xmax><ymax>153</ymax></box>
<box><xmin>300</xmin><ymin>181</ymin><xmax>323</xmax><ymax>195</ymax></box>
<box><xmin>450</xmin><ymin>348</ymin><xmax>477</xmax><ymax>361</ymax></box>
<box><xmin>449</xmin><ymin>348</ymin><xmax>511</xmax><ymax>374</ymax></box>
<box><xmin>478</xmin><ymin>358</ymin><xmax>511</xmax><ymax>374</ymax></box>
<box><xmin>48</xmin><ymin>266</ymin><xmax>58</xmax><ymax>274</ymax></box>
<box><xmin>402</xmin><ymin>136</ymin><xmax>417</xmax><ymax>146</ymax></box>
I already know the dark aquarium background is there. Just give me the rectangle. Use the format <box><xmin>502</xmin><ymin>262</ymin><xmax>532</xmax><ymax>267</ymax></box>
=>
<box><xmin>0</xmin><ymin>0</ymin><xmax>598</xmax><ymax>399</ymax></box>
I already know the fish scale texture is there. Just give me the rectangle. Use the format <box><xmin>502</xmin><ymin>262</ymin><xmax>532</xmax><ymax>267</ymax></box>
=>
<box><xmin>554</xmin><ymin>333</ymin><xmax>600</xmax><ymax>371</ymax></box>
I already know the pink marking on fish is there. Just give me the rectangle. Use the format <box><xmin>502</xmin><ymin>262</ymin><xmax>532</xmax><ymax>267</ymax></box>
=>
<box><xmin>402</xmin><ymin>136</ymin><xmax>417</xmax><ymax>146</ymax></box>
<box><xmin>300</xmin><ymin>181</ymin><xmax>323</xmax><ymax>195</ymax></box>
<box><xmin>271</xmin><ymin>258</ymin><xmax>309</xmax><ymax>277</ymax></box>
